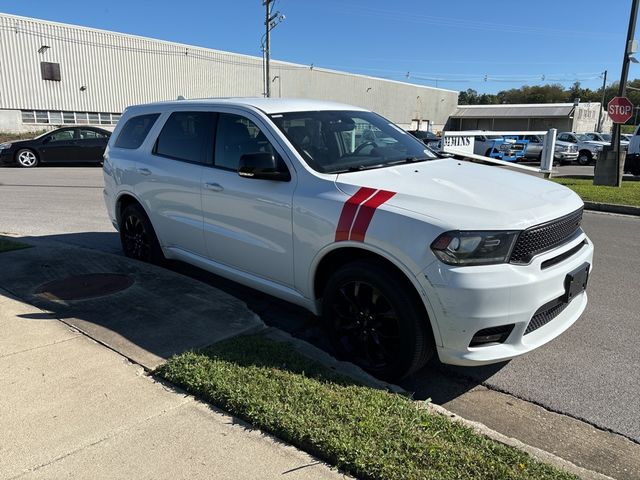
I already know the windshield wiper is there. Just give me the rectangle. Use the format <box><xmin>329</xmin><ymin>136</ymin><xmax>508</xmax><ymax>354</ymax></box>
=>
<box><xmin>347</xmin><ymin>164</ymin><xmax>385</xmax><ymax>172</ymax></box>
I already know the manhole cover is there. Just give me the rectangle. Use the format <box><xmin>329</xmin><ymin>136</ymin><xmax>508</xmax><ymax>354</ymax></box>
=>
<box><xmin>35</xmin><ymin>273</ymin><xmax>135</xmax><ymax>301</ymax></box>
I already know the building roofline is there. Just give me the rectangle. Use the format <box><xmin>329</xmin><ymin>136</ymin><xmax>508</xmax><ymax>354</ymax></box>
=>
<box><xmin>0</xmin><ymin>12</ymin><xmax>459</xmax><ymax>94</ymax></box>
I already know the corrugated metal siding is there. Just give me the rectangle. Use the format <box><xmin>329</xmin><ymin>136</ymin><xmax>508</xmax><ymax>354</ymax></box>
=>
<box><xmin>0</xmin><ymin>13</ymin><xmax>457</xmax><ymax>126</ymax></box>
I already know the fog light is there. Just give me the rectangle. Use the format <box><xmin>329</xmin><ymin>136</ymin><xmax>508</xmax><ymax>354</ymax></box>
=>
<box><xmin>469</xmin><ymin>324</ymin><xmax>514</xmax><ymax>347</ymax></box>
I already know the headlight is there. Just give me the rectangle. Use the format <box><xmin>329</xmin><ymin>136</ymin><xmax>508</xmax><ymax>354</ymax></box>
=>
<box><xmin>0</xmin><ymin>142</ymin><xmax>12</xmax><ymax>150</ymax></box>
<box><xmin>498</xmin><ymin>143</ymin><xmax>511</xmax><ymax>151</ymax></box>
<box><xmin>554</xmin><ymin>145</ymin><xmax>567</xmax><ymax>152</ymax></box>
<box><xmin>431</xmin><ymin>231</ymin><xmax>519</xmax><ymax>266</ymax></box>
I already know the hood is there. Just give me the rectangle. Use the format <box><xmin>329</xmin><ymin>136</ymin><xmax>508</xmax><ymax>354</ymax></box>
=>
<box><xmin>1</xmin><ymin>139</ymin><xmax>33</xmax><ymax>148</ymax></box>
<box><xmin>335</xmin><ymin>158</ymin><xmax>583</xmax><ymax>231</ymax></box>
<box><xmin>583</xmin><ymin>140</ymin><xmax>608</xmax><ymax>147</ymax></box>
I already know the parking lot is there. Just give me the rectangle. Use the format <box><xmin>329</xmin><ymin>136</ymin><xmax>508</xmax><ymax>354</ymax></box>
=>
<box><xmin>1</xmin><ymin>165</ymin><xmax>638</xmax><ymax>451</ymax></box>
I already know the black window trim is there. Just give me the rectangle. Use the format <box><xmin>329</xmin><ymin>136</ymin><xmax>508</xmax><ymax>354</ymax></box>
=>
<box><xmin>151</xmin><ymin>111</ymin><xmax>217</xmax><ymax>166</ymax></box>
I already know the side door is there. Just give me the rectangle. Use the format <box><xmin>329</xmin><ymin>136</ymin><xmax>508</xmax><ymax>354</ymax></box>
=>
<box><xmin>201</xmin><ymin>110</ymin><xmax>295</xmax><ymax>287</ymax></box>
<box><xmin>135</xmin><ymin>110</ymin><xmax>214</xmax><ymax>257</ymax></box>
<box><xmin>77</xmin><ymin>128</ymin><xmax>109</xmax><ymax>162</ymax></box>
<box><xmin>39</xmin><ymin>128</ymin><xmax>78</xmax><ymax>162</ymax></box>
<box><xmin>629</xmin><ymin>126</ymin><xmax>640</xmax><ymax>155</ymax></box>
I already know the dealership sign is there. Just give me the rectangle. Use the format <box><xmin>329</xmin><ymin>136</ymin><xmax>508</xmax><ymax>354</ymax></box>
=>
<box><xmin>608</xmin><ymin>96</ymin><xmax>634</xmax><ymax>123</ymax></box>
<box><xmin>441</xmin><ymin>135</ymin><xmax>475</xmax><ymax>156</ymax></box>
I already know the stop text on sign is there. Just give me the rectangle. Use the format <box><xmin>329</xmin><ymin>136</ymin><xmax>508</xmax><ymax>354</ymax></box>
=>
<box><xmin>609</xmin><ymin>104</ymin><xmax>632</xmax><ymax>115</ymax></box>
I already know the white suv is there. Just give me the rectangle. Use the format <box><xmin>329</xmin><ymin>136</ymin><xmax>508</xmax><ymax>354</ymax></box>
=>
<box><xmin>103</xmin><ymin>98</ymin><xmax>593</xmax><ymax>379</ymax></box>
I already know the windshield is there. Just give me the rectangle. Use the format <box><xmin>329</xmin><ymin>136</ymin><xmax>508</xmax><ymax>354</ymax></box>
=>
<box><xmin>600</xmin><ymin>133</ymin><xmax>612</xmax><ymax>141</ymax></box>
<box><xmin>576</xmin><ymin>134</ymin><xmax>589</xmax><ymax>141</ymax></box>
<box><xmin>269</xmin><ymin>110</ymin><xmax>436</xmax><ymax>174</ymax></box>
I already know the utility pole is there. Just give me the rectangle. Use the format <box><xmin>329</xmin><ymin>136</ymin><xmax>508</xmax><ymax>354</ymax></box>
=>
<box><xmin>597</xmin><ymin>70</ymin><xmax>607</xmax><ymax>132</ymax></box>
<box><xmin>595</xmin><ymin>0</ymin><xmax>639</xmax><ymax>186</ymax></box>
<box><xmin>264</xmin><ymin>0</ymin><xmax>271</xmax><ymax>98</ymax></box>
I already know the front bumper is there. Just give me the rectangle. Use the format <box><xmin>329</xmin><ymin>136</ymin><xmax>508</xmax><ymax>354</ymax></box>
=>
<box><xmin>0</xmin><ymin>150</ymin><xmax>14</xmax><ymax>165</ymax></box>
<box><xmin>421</xmin><ymin>232</ymin><xmax>593</xmax><ymax>366</ymax></box>
<box><xmin>554</xmin><ymin>151</ymin><xmax>578</xmax><ymax>162</ymax></box>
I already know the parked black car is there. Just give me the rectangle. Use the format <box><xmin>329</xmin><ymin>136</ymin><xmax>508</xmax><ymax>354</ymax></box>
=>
<box><xmin>0</xmin><ymin>127</ymin><xmax>111</xmax><ymax>167</ymax></box>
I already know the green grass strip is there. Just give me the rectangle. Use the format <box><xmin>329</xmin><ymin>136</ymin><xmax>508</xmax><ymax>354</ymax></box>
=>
<box><xmin>157</xmin><ymin>336</ymin><xmax>576</xmax><ymax>480</ymax></box>
<box><xmin>551</xmin><ymin>178</ymin><xmax>640</xmax><ymax>207</ymax></box>
<box><xmin>0</xmin><ymin>236</ymin><xmax>31</xmax><ymax>253</ymax></box>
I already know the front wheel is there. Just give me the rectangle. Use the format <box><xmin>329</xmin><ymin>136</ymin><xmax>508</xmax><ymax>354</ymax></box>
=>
<box><xmin>577</xmin><ymin>151</ymin><xmax>592</xmax><ymax>166</ymax></box>
<box><xmin>16</xmin><ymin>149</ymin><xmax>39</xmax><ymax>168</ymax></box>
<box><xmin>322</xmin><ymin>260</ymin><xmax>434</xmax><ymax>380</ymax></box>
<box><xmin>119</xmin><ymin>203</ymin><xmax>164</xmax><ymax>263</ymax></box>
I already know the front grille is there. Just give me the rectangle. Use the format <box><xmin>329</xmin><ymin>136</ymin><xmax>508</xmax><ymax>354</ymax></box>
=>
<box><xmin>525</xmin><ymin>299</ymin><xmax>569</xmax><ymax>335</ymax></box>
<box><xmin>510</xmin><ymin>208</ymin><xmax>583</xmax><ymax>264</ymax></box>
<box><xmin>511</xmin><ymin>143</ymin><xmax>525</xmax><ymax>151</ymax></box>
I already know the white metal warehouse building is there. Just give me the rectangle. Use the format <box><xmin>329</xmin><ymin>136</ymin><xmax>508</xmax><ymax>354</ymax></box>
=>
<box><xmin>0</xmin><ymin>13</ymin><xmax>458</xmax><ymax>133</ymax></box>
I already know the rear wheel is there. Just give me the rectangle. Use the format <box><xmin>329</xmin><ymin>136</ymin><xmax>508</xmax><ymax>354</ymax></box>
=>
<box><xmin>322</xmin><ymin>260</ymin><xmax>434</xmax><ymax>380</ymax></box>
<box><xmin>119</xmin><ymin>203</ymin><xmax>164</xmax><ymax>263</ymax></box>
<box><xmin>16</xmin><ymin>149</ymin><xmax>38</xmax><ymax>168</ymax></box>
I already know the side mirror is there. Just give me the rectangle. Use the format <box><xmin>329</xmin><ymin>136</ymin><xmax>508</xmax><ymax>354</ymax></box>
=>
<box><xmin>238</xmin><ymin>152</ymin><xmax>290</xmax><ymax>181</ymax></box>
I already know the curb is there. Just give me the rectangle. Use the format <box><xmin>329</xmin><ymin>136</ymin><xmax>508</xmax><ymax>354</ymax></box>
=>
<box><xmin>553</xmin><ymin>174</ymin><xmax>640</xmax><ymax>182</ymax></box>
<box><xmin>426</xmin><ymin>403</ymin><xmax>615</xmax><ymax>480</ymax></box>
<box><xmin>583</xmin><ymin>201</ymin><xmax>640</xmax><ymax>216</ymax></box>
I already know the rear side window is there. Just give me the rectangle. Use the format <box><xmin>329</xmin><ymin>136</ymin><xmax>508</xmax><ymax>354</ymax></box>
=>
<box><xmin>154</xmin><ymin>111</ymin><xmax>216</xmax><ymax>164</ymax></box>
<box><xmin>114</xmin><ymin>113</ymin><xmax>160</xmax><ymax>149</ymax></box>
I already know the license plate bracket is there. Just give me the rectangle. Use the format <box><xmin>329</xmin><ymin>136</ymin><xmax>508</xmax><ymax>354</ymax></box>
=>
<box><xmin>563</xmin><ymin>263</ymin><xmax>590</xmax><ymax>303</ymax></box>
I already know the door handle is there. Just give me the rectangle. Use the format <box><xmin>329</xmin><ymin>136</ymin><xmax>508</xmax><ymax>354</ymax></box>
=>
<box><xmin>204</xmin><ymin>182</ymin><xmax>224</xmax><ymax>192</ymax></box>
<box><xmin>137</xmin><ymin>168</ymin><xmax>152</xmax><ymax>176</ymax></box>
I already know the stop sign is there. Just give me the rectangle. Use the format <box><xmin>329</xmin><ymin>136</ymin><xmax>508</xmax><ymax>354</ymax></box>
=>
<box><xmin>608</xmin><ymin>96</ymin><xmax>634</xmax><ymax>123</ymax></box>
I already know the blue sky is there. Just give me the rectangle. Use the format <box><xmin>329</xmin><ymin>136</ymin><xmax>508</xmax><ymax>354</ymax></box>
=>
<box><xmin>0</xmin><ymin>0</ymin><xmax>635</xmax><ymax>94</ymax></box>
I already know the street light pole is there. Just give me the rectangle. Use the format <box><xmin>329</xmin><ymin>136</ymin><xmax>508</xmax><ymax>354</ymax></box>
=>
<box><xmin>597</xmin><ymin>70</ymin><xmax>607</xmax><ymax>132</ymax></box>
<box><xmin>264</xmin><ymin>0</ymin><xmax>271</xmax><ymax>98</ymax></box>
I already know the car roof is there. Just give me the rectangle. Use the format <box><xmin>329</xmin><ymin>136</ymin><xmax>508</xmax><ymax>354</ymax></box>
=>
<box><xmin>127</xmin><ymin>97</ymin><xmax>368</xmax><ymax>115</ymax></box>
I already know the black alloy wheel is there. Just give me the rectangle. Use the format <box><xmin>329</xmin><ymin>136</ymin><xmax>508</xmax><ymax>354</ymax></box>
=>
<box><xmin>120</xmin><ymin>204</ymin><xmax>163</xmax><ymax>263</ymax></box>
<box><xmin>322</xmin><ymin>260</ymin><xmax>433</xmax><ymax>380</ymax></box>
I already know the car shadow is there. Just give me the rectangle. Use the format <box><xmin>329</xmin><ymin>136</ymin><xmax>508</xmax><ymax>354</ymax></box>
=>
<box><xmin>7</xmin><ymin>231</ymin><xmax>505</xmax><ymax>404</ymax></box>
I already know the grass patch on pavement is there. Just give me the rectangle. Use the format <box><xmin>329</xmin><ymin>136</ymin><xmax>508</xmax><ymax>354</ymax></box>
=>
<box><xmin>0</xmin><ymin>236</ymin><xmax>31</xmax><ymax>253</ymax></box>
<box><xmin>157</xmin><ymin>335</ymin><xmax>576</xmax><ymax>480</ymax></box>
<box><xmin>551</xmin><ymin>178</ymin><xmax>640</xmax><ymax>207</ymax></box>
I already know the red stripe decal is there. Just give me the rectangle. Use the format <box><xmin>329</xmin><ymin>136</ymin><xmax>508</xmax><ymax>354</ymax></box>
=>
<box><xmin>349</xmin><ymin>190</ymin><xmax>396</xmax><ymax>242</ymax></box>
<box><xmin>335</xmin><ymin>187</ymin><xmax>376</xmax><ymax>241</ymax></box>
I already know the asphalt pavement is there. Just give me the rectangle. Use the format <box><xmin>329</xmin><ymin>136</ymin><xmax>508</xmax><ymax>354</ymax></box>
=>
<box><xmin>1</xmin><ymin>165</ymin><xmax>639</xmax><ymax>446</ymax></box>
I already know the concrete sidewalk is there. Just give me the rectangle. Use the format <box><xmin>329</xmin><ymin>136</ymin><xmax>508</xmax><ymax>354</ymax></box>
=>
<box><xmin>0</xmin><ymin>290</ymin><xmax>345</xmax><ymax>479</ymax></box>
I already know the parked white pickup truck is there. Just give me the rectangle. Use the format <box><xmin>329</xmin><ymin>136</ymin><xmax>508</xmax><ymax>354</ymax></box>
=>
<box><xmin>556</xmin><ymin>132</ymin><xmax>607</xmax><ymax>166</ymax></box>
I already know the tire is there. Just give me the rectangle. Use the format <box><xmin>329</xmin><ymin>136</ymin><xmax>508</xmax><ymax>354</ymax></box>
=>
<box><xmin>577</xmin><ymin>151</ymin><xmax>592</xmax><ymax>166</ymax></box>
<box><xmin>321</xmin><ymin>260</ymin><xmax>434</xmax><ymax>380</ymax></box>
<box><xmin>15</xmin><ymin>149</ymin><xmax>39</xmax><ymax>168</ymax></box>
<box><xmin>119</xmin><ymin>203</ymin><xmax>164</xmax><ymax>264</ymax></box>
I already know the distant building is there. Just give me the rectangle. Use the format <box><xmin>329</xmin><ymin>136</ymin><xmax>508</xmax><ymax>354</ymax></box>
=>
<box><xmin>447</xmin><ymin>103</ymin><xmax>612</xmax><ymax>133</ymax></box>
<box><xmin>0</xmin><ymin>13</ymin><xmax>458</xmax><ymax>133</ymax></box>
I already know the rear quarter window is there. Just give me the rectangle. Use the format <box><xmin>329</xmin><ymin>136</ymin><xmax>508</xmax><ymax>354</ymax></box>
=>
<box><xmin>114</xmin><ymin>113</ymin><xmax>160</xmax><ymax>149</ymax></box>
